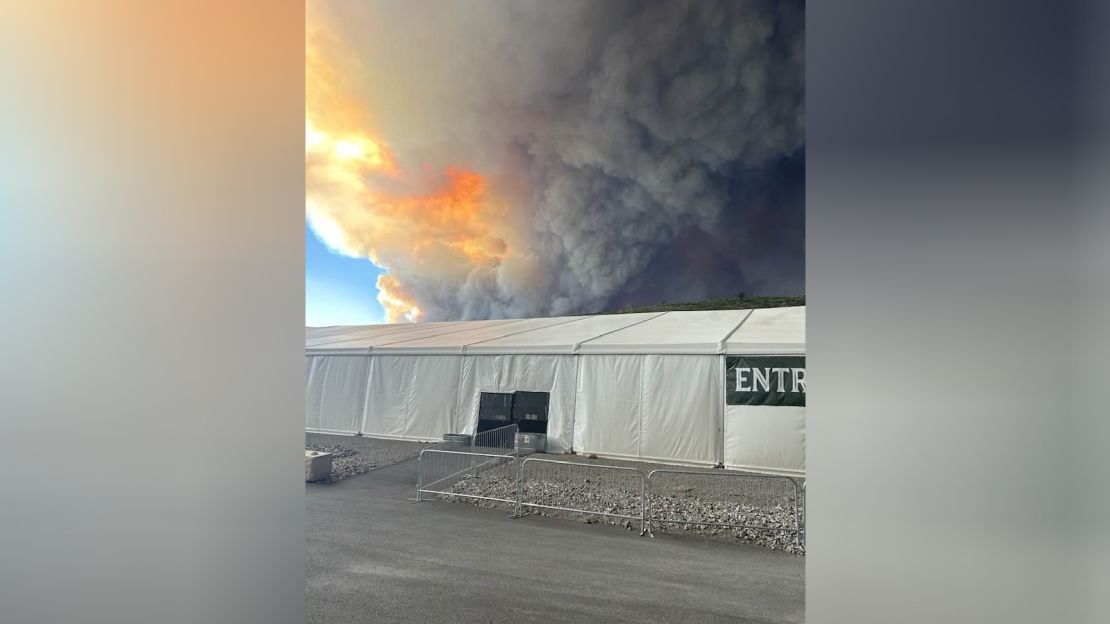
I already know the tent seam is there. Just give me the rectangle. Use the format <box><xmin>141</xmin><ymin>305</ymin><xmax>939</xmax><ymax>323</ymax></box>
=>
<box><xmin>637</xmin><ymin>356</ymin><xmax>646</xmax><ymax>460</ymax></box>
<box><xmin>717</xmin><ymin>354</ymin><xmax>726</xmax><ymax>466</ymax></box>
<box><xmin>374</xmin><ymin>318</ymin><xmax>521</xmax><ymax>348</ymax></box>
<box><xmin>718</xmin><ymin>309</ymin><xmax>755</xmax><ymax>354</ymax></box>
<box><xmin>573</xmin><ymin>311</ymin><xmax>668</xmax><ymax>353</ymax></box>
<box><xmin>315</xmin><ymin>356</ymin><xmax>330</xmax><ymax>430</ymax></box>
<box><xmin>569</xmin><ymin>353</ymin><xmax>581</xmax><ymax>453</ymax></box>
<box><xmin>463</xmin><ymin>315</ymin><xmax>588</xmax><ymax>352</ymax></box>
<box><xmin>451</xmin><ymin>355</ymin><xmax>466</xmax><ymax>434</ymax></box>
<box><xmin>358</xmin><ymin>355</ymin><xmax>374</xmax><ymax>435</ymax></box>
<box><xmin>307</xmin><ymin>323</ymin><xmax>438</xmax><ymax>348</ymax></box>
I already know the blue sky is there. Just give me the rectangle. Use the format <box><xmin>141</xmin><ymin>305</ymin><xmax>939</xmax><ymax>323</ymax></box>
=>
<box><xmin>305</xmin><ymin>223</ymin><xmax>385</xmax><ymax>326</ymax></box>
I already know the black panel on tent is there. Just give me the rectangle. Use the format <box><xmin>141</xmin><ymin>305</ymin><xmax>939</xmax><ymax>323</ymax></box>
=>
<box><xmin>477</xmin><ymin>392</ymin><xmax>512</xmax><ymax>433</ymax></box>
<box><xmin>511</xmin><ymin>391</ymin><xmax>549</xmax><ymax>434</ymax></box>
<box><xmin>476</xmin><ymin>391</ymin><xmax>550</xmax><ymax>434</ymax></box>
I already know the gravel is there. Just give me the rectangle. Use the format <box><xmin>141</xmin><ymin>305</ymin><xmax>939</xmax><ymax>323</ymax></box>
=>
<box><xmin>306</xmin><ymin>433</ymin><xmax>432</xmax><ymax>483</ymax></box>
<box><xmin>306</xmin><ymin>443</ymin><xmax>376</xmax><ymax>481</ymax></box>
<box><xmin>435</xmin><ymin>457</ymin><xmax>806</xmax><ymax>555</ymax></box>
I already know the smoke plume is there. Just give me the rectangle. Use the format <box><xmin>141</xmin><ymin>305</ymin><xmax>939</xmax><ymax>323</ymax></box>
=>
<box><xmin>307</xmin><ymin>0</ymin><xmax>805</xmax><ymax>321</ymax></box>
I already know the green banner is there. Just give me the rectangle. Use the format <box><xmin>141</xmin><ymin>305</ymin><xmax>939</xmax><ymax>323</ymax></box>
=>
<box><xmin>725</xmin><ymin>356</ymin><xmax>806</xmax><ymax>407</ymax></box>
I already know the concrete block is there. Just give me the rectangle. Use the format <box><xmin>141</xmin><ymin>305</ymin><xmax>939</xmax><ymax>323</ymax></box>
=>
<box><xmin>305</xmin><ymin>450</ymin><xmax>333</xmax><ymax>482</ymax></box>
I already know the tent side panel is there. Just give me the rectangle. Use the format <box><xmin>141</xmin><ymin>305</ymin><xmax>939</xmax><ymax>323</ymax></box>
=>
<box><xmin>572</xmin><ymin>355</ymin><xmax>641</xmax><ymax>458</ymax></box>
<box><xmin>455</xmin><ymin>355</ymin><xmax>480</xmax><ymax>436</ymax></box>
<box><xmin>638</xmin><ymin>355</ymin><xmax>719</xmax><ymax>465</ymax></box>
<box><xmin>546</xmin><ymin>356</ymin><xmax>577</xmax><ymax>454</ymax></box>
<box><xmin>402</xmin><ymin>355</ymin><xmax>461</xmax><ymax>440</ymax></box>
<box><xmin>305</xmin><ymin>355</ymin><xmax>370</xmax><ymax>434</ymax></box>
<box><xmin>362</xmin><ymin>355</ymin><xmax>414</xmax><ymax>438</ymax></box>
<box><xmin>723</xmin><ymin>405</ymin><xmax>806</xmax><ymax>475</ymax></box>
<box><xmin>305</xmin><ymin>356</ymin><xmax>323</xmax><ymax>431</ymax></box>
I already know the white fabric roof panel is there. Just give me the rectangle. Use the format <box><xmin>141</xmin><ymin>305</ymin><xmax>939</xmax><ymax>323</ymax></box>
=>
<box><xmin>373</xmin><ymin>316</ymin><xmax>588</xmax><ymax>354</ymax></box>
<box><xmin>305</xmin><ymin>325</ymin><xmax>361</xmax><ymax>340</ymax></box>
<box><xmin>305</xmin><ymin>319</ymin><xmax>512</xmax><ymax>351</ymax></box>
<box><xmin>304</xmin><ymin>326</ymin><xmax>417</xmax><ymax>353</ymax></box>
<box><xmin>577</xmin><ymin>309</ymin><xmax>752</xmax><ymax>354</ymax></box>
<box><xmin>464</xmin><ymin>313</ymin><xmax>662</xmax><ymax>354</ymax></box>
<box><xmin>304</xmin><ymin>307</ymin><xmax>805</xmax><ymax>356</ymax></box>
<box><xmin>304</xmin><ymin>326</ymin><xmax>385</xmax><ymax>350</ymax></box>
<box><xmin>305</xmin><ymin>323</ymin><xmax>438</xmax><ymax>348</ymax></box>
<box><xmin>725</xmin><ymin>306</ymin><xmax>805</xmax><ymax>354</ymax></box>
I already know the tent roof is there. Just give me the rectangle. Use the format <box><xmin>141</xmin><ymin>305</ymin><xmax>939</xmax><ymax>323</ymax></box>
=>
<box><xmin>465</xmin><ymin>313</ymin><xmax>663</xmax><ymax>354</ymax></box>
<box><xmin>305</xmin><ymin>307</ymin><xmax>805</xmax><ymax>355</ymax></box>
<box><xmin>304</xmin><ymin>322</ymin><xmax>459</xmax><ymax>348</ymax></box>
<box><xmin>577</xmin><ymin>310</ymin><xmax>751</xmax><ymax>354</ymax></box>
<box><xmin>372</xmin><ymin>316</ymin><xmax>587</xmax><ymax>354</ymax></box>
<box><xmin>304</xmin><ymin>320</ymin><xmax>514</xmax><ymax>353</ymax></box>
<box><xmin>725</xmin><ymin>306</ymin><xmax>805</xmax><ymax>354</ymax></box>
<box><xmin>305</xmin><ymin>325</ymin><xmax>361</xmax><ymax>340</ymax></box>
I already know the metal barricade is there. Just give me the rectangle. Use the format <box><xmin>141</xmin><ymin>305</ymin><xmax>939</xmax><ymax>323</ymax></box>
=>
<box><xmin>646</xmin><ymin>469</ymin><xmax>802</xmax><ymax>544</ymax></box>
<box><xmin>516</xmin><ymin>458</ymin><xmax>647</xmax><ymax>534</ymax></box>
<box><xmin>471</xmin><ymin>423</ymin><xmax>518</xmax><ymax>451</ymax></box>
<box><xmin>415</xmin><ymin>451</ymin><xmax>805</xmax><ymax>550</ymax></box>
<box><xmin>415</xmin><ymin>449</ymin><xmax>520</xmax><ymax>506</ymax></box>
<box><xmin>799</xmin><ymin>480</ymin><xmax>806</xmax><ymax>545</ymax></box>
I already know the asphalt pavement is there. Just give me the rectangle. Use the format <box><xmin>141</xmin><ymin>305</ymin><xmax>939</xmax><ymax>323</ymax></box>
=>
<box><xmin>306</xmin><ymin>455</ymin><xmax>804</xmax><ymax>624</ymax></box>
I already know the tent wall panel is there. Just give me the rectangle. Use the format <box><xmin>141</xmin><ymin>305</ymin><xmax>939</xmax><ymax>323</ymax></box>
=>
<box><xmin>400</xmin><ymin>355</ymin><xmax>461</xmax><ymax>440</ymax></box>
<box><xmin>304</xmin><ymin>355</ymin><xmax>370</xmax><ymax>434</ymax></box>
<box><xmin>639</xmin><ymin>355</ymin><xmax>719</xmax><ymax>465</ymax></box>
<box><xmin>456</xmin><ymin>354</ymin><xmax>576</xmax><ymax>452</ymax></box>
<box><xmin>362</xmin><ymin>356</ymin><xmax>412</xmax><ymax>438</ymax></box>
<box><xmin>572</xmin><ymin>355</ymin><xmax>643</xmax><ymax>458</ymax></box>
<box><xmin>723</xmin><ymin>405</ymin><xmax>805</xmax><ymax>475</ymax></box>
<box><xmin>574</xmin><ymin>355</ymin><xmax>719</xmax><ymax>465</ymax></box>
<box><xmin>305</xmin><ymin>356</ymin><xmax>323</xmax><ymax>431</ymax></box>
<box><xmin>359</xmin><ymin>355</ymin><xmax>460</xmax><ymax>441</ymax></box>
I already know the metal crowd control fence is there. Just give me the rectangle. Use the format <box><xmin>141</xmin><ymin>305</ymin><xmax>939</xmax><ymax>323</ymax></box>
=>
<box><xmin>799</xmin><ymin>481</ymin><xmax>806</xmax><ymax>545</ymax></box>
<box><xmin>471</xmin><ymin>423</ymin><xmax>518</xmax><ymax>450</ymax></box>
<box><xmin>646</xmin><ymin>469</ymin><xmax>802</xmax><ymax>544</ymax></box>
<box><xmin>515</xmin><ymin>458</ymin><xmax>647</xmax><ymax>534</ymax></box>
<box><xmin>415</xmin><ymin>453</ymin><xmax>805</xmax><ymax>547</ymax></box>
<box><xmin>415</xmin><ymin>449</ymin><xmax>519</xmax><ymax>506</ymax></box>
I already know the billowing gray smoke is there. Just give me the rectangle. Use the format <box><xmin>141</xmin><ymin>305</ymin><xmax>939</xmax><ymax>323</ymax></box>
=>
<box><xmin>320</xmin><ymin>0</ymin><xmax>804</xmax><ymax>320</ymax></box>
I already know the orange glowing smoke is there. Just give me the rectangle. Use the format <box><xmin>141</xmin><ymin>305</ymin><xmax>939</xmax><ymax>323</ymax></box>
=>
<box><xmin>306</xmin><ymin>3</ymin><xmax>508</xmax><ymax>322</ymax></box>
<box><xmin>375</xmin><ymin>274</ymin><xmax>422</xmax><ymax>323</ymax></box>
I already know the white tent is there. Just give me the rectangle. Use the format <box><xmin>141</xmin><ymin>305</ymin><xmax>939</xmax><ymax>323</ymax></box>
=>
<box><xmin>305</xmin><ymin>307</ymin><xmax>805</xmax><ymax>475</ymax></box>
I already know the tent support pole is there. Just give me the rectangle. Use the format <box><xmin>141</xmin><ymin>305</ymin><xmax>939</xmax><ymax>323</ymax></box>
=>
<box><xmin>716</xmin><ymin>353</ymin><xmax>726</xmax><ymax>468</ymax></box>
<box><xmin>568</xmin><ymin>352</ymin><xmax>582</xmax><ymax>453</ymax></box>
